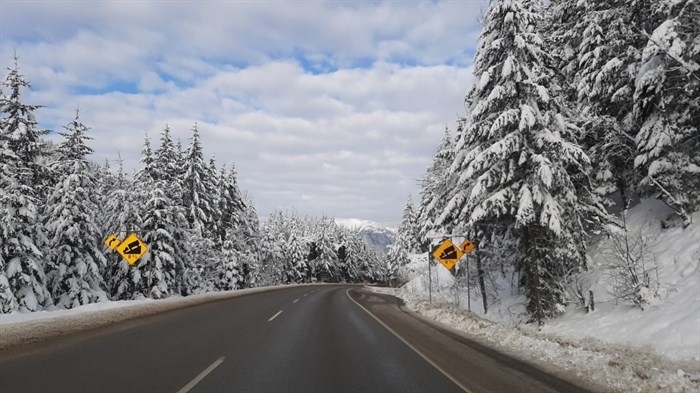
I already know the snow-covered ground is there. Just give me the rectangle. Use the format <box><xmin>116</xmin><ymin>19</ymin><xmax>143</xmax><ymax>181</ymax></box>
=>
<box><xmin>394</xmin><ymin>198</ymin><xmax>700</xmax><ymax>392</ymax></box>
<box><xmin>373</xmin><ymin>286</ymin><xmax>700</xmax><ymax>393</ymax></box>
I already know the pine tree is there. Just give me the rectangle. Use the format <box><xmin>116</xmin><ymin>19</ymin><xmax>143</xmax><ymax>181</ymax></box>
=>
<box><xmin>215</xmin><ymin>229</ymin><xmax>244</xmax><ymax>291</ymax></box>
<box><xmin>633</xmin><ymin>0</ymin><xmax>700</xmax><ymax>224</ymax></box>
<box><xmin>205</xmin><ymin>157</ymin><xmax>221</xmax><ymax>243</ymax></box>
<box><xmin>0</xmin><ymin>56</ymin><xmax>52</xmax><ymax>312</ymax></box>
<box><xmin>441</xmin><ymin>0</ymin><xmax>595</xmax><ymax>323</ymax></box>
<box><xmin>138</xmin><ymin>178</ymin><xmax>184</xmax><ymax>299</ymax></box>
<box><xmin>136</xmin><ymin>133</ymin><xmax>156</xmax><ymax>184</ymax></box>
<box><xmin>397</xmin><ymin>195</ymin><xmax>421</xmax><ymax>253</ymax></box>
<box><xmin>0</xmin><ymin>115</ymin><xmax>20</xmax><ymax>312</ymax></box>
<box><xmin>154</xmin><ymin>125</ymin><xmax>182</xmax><ymax>194</ymax></box>
<box><xmin>287</xmin><ymin>227</ymin><xmax>309</xmax><ymax>283</ymax></box>
<box><xmin>44</xmin><ymin>111</ymin><xmax>106</xmax><ymax>308</ymax></box>
<box><xmin>310</xmin><ymin>228</ymin><xmax>338</xmax><ymax>282</ymax></box>
<box><xmin>0</xmin><ymin>55</ymin><xmax>50</xmax><ymax>189</ymax></box>
<box><xmin>182</xmin><ymin>124</ymin><xmax>211</xmax><ymax>237</ymax></box>
<box><xmin>418</xmin><ymin>125</ymin><xmax>457</xmax><ymax>246</ymax></box>
<box><xmin>218</xmin><ymin>164</ymin><xmax>246</xmax><ymax>246</ymax></box>
<box><xmin>102</xmin><ymin>155</ymin><xmax>143</xmax><ymax>300</ymax></box>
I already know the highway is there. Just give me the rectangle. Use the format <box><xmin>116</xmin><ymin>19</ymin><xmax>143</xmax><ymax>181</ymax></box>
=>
<box><xmin>0</xmin><ymin>285</ymin><xmax>592</xmax><ymax>392</ymax></box>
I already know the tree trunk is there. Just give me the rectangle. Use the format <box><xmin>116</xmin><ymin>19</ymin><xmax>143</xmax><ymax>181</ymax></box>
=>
<box><xmin>476</xmin><ymin>252</ymin><xmax>488</xmax><ymax>314</ymax></box>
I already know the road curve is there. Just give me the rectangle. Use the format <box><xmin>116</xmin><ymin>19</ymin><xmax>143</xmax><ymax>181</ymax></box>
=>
<box><xmin>0</xmin><ymin>285</ymin><xmax>593</xmax><ymax>392</ymax></box>
<box><xmin>0</xmin><ymin>285</ymin><xmax>461</xmax><ymax>392</ymax></box>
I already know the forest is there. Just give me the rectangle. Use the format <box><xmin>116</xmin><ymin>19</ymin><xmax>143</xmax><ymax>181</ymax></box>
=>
<box><xmin>388</xmin><ymin>0</ymin><xmax>699</xmax><ymax>323</ymax></box>
<box><xmin>0</xmin><ymin>60</ymin><xmax>387</xmax><ymax>313</ymax></box>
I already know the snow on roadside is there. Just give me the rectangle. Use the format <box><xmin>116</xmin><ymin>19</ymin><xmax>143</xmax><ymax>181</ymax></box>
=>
<box><xmin>0</xmin><ymin>284</ymin><xmax>311</xmax><ymax>351</ymax></box>
<box><xmin>372</xmin><ymin>286</ymin><xmax>700</xmax><ymax>393</ymax></box>
<box><xmin>0</xmin><ymin>298</ymin><xmax>154</xmax><ymax>325</ymax></box>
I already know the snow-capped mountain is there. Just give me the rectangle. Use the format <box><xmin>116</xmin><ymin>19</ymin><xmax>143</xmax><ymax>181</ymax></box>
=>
<box><xmin>336</xmin><ymin>218</ymin><xmax>397</xmax><ymax>254</ymax></box>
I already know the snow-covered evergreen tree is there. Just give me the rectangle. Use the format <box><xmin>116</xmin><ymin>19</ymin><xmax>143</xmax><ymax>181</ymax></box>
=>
<box><xmin>309</xmin><ymin>228</ymin><xmax>338</xmax><ymax>282</ymax></box>
<box><xmin>287</xmin><ymin>227</ymin><xmax>309</xmax><ymax>283</ymax></box>
<box><xmin>215</xmin><ymin>229</ymin><xmax>244</xmax><ymax>291</ymax></box>
<box><xmin>102</xmin><ymin>155</ymin><xmax>143</xmax><ymax>300</ymax></box>
<box><xmin>138</xmin><ymin>178</ymin><xmax>185</xmax><ymax>299</ymax></box>
<box><xmin>0</xmin><ymin>55</ymin><xmax>50</xmax><ymax>189</ymax></box>
<box><xmin>0</xmin><ymin>57</ymin><xmax>51</xmax><ymax>312</ymax></box>
<box><xmin>136</xmin><ymin>133</ymin><xmax>156</xmax><ymax>184</ymax></box>
<box><xmin>182</xmin><ymin>124</ymin><xmax>212</xmax><ymax>237</ymax></box>
<box><xmin>218</xmin><ymin>164</ymin><xmax>246</xmax><ymax>246</ymax></box>
<box><xmin>154</xmin><ymin>124</ymin><xmax>182</xmax><ymax>197</ymax></box>
<box><xmin>440</xmin><ymin>0</ymin><xmax>596</xmax><ymax>323</ymax></box>
<box><xmin>44</xmin><ymin>111</ymin><xmax>106</xmax><ymax>308</ymax></box>
<box><xmin>633</xmin><ymin>0</ymin><xmax>700</xmax><ymax>224</ymax></box>
<box><xmin>205</xmin><ymin>157</ymin><xmax>221</xmax><ymax>243</ymax></box>
<box><xmin>396</xmin><ymin>195</ymin><xmax>421</xmax><ymax>253</ymax></box>
<box><xmin>418</xmin><ymin>125</ymin><xmax>457</xmax><ymax>245</ymax></box>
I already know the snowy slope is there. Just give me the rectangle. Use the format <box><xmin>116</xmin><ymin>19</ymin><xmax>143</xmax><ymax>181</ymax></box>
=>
<box><xmin>544</xmin><ymin>199</ymin><xmax>700</xmax><ymax>361</ymax></box>
<box><xmin>400</xmin><ymin>198</ymin><xmax>700</xmax><ymax>362</ymax></box>
<box><xmin>336</xmin><ymin>218</ymin><xmax>396</xmax><ymax>253</ymax></box>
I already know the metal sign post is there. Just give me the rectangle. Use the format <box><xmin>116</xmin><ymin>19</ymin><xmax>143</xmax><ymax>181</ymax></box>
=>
<box><xmin>428</xmin><ymin>252</ymin><xmax>432</xmax><ymax>304</ymax></box>
<box><xmin>466</xmin><ymin>253</ymin><xmax>471</xmax><ymax>312</ymax></box>
<box><xmin>429</xmin><ymin>234</ymin><xmax>477</xmax><ymax>308</ymax></box>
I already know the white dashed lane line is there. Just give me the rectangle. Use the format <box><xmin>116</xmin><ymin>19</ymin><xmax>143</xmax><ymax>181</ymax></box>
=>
<box><xmin>268</xmin><ymin>310</ymin><xmax>283</xmax><ymax>322</ymax></box>
<box><xmin>176</xmin><ymin>356</ymin><xmax>225</xmax><ymax>393</ymax></box>
<box><xmin>293</xmin><ymin>299</ymin><xmax>299</xmax><ymax>303</ymax></box>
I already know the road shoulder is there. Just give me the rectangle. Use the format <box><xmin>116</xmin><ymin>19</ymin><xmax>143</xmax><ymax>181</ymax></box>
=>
<box><xmin>349</xmin><ymin>287</ymin><xmax>600</xmax><ymax>393</ymax></box>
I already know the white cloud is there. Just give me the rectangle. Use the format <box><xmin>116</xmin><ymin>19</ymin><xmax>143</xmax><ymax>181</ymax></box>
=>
<box><xmin>0</xmin><ymin>0</ymin><xmax>486</xmax><ymax>223</ymax></box>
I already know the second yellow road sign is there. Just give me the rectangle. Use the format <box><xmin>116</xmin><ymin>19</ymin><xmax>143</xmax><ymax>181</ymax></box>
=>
<box><xmin>460</xmin><ymin>239</ymin><xmax>476</xmax><ymax>254</ymax></box>
<box><xmin>104</xmin><ymin>234</ymin><xmax>121</xmax><ymax>250</ymax></box>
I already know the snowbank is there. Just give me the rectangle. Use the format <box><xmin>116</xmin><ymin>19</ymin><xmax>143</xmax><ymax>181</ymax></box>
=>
<box><xmin>401</xmin><ymin>199</ymin><xmax>700</xmax><ymax>362</ymax></box>
<box><xmin>0</xmin><ymin>284</ymin><xmax>312</xmax><ymax>351</ymax></box>
<box><xmin>394</xmin><ymin>198</ymin><xmax>700</xmax><ymax>391</ymax></box>
<box><xmin>544</xmin><ymin>199</ymin><xmax>700</xmax><ymax>362</ymax></box>
<box><xmin>385</xmin><ymin>288</ymin><xmax>700</xmax><ymax>393</ymax></box>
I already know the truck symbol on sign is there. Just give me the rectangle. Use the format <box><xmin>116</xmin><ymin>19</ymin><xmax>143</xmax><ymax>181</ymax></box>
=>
<box><xmin>123</xmin><ymin>240</ymin><xmax>142</xmax><ymax>255</ymax></box>
<box><xmin>439</xmin><ymin>245</ymin><xmax>459</xmax><ymax>260</ymax></box>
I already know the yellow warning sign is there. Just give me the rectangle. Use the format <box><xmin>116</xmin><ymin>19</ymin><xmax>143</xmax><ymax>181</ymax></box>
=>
<box><xmin>116</xmin><ymin>233</ymin><xmax>148</xmax><ymax>265</ymax></box>
<box><xmin>432</xmin><ymin>239</ymin><xmax>463</xmax><ymax>271</ymax></box>
<box><xmin>460</xmin><ymin>239</ymin><xmax>476</xmax><ymax>254</ymax></box>
<box><xmin>104</xmin><ymin>234</ymin><xmax>121</xmax><ymax>250</ymax></box>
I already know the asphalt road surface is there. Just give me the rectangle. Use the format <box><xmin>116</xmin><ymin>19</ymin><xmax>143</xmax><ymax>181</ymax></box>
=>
<box><xmin>0</xmin><ymin>285</ymin><xmax>592</xmax><ymax>392</ymax></box>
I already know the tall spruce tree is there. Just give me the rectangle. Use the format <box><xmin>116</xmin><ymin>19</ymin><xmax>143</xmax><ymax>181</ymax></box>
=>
<box><xmin>418</xmin><ymin>125</ymin><xmax>457</xmax><ymax>247</ymax></box>
<box><xmin>0</xmin><ymin>57</ymin><xmax>51</xmax><ymax>312</ymax></box>
<box><xmin>182</xmin><ymin>124</ymin><xmax>212</xmax><ymax>237</ymax></box>
<box><xmin>440</xmin><ymin>0</ymin><xmax>595</xmax><ymax>323</ymax></box>
<box><xmin>45</xmin><ymin>111</ymin><xmax>106</xmax><ymax>308</ymax></box>
<box><xmin>0</xmin><ymin>55</ymin><xmax>50</xmax><ymax>189</ymax></box>
<box><xmin>205</xmin><ymin>157</ymin><xmax>221</xmax><ymax>243</ymax></box>
<box><xmin>633</xmin><ymin>0</ymin><xmax>700</xmax><ymax>224</ymax></box>
<box><xmin>0</xmin><ymin>129</ymin><xmax>19</xmax><ymax>312</ymax></box>
<box><xmin>138</xmin><ymin>178</ymin><xmax>183</xmax><ymax>299</ymax></box>
<box><xmin>216</xmin><ymin>229</ymin><xmax>244</xmax><ymax>291</ymax></box>
<box><xmin>102</xmin><ymin>155</ymin><xmax>142</xmax><ymax>300</ymax></box>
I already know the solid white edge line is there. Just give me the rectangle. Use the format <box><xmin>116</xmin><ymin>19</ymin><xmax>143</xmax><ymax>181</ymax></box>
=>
<box><xmin>345</xmin><ymin>288</ymin><xmax>472</xmax><ymax>393</ymax></box>
<box><xmin>268</xmin><ymin>310</ymin><xmax>283</xmax><ymax>322</ymax></box>
<box><xmin>176</xmin><ymin>356</ymin><xmax>225</xmax><ymax>393</ymax></box>
<box><xmin>293</xmin><ymin>299</ymin><xmax>299</xmax><ymax>303</ymax></box>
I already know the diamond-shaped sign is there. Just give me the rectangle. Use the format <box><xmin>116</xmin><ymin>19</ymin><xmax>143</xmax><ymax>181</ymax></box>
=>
<box><xmin>104</xmin><ymin>234</ymin><xmax>121</xmax><ymax>250</ymax></box>
<box><xmin>460</xmin><ymin>239</ymin><xmax>476</xmax><ymax>254</ymax></box>
<box><xmin>432</xmin><ymin>239</ymin><xmax>463</xmax><ymax>271</ymax></box>
<box><xmin>116</xmin><ymin>233</ymin><xmax>148</xmax><ymax>265</ymax></box>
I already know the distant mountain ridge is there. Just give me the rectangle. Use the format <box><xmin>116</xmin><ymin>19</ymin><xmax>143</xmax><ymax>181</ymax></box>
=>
<box><xmin>336</xmin><ymin>218</ymin><xmax>396</xmax><ymax>254</ymax></box>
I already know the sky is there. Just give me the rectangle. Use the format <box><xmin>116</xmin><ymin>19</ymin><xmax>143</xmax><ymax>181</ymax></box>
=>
<box><xmin>0</xmin><ymin>0</ymin><xmax>488</xmax><ymax>225</ymax></box>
